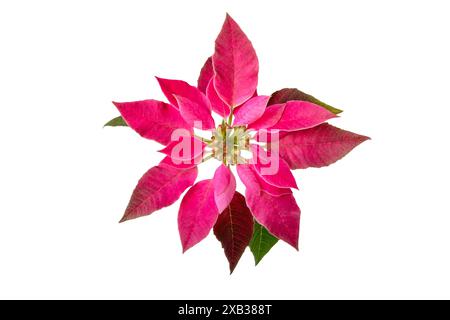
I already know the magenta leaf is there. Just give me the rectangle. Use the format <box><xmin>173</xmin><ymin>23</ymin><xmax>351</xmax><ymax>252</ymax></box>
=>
<box><xmin>269</xmin><ymin>88</ymin><xmax>343</xmax><ymax>114</ymax></box>
<box><xmin>158</xmin><ymin>136</ymin><xmax>206</xmax><ymax>161</ymax></box>
<box><xmin>197</xmin><ymin>57</ymin><xmax>214</xmax><ymax>94</ymax></box>
<box><xmin>253</xmin><ymin>171</ymin><xmax>293</xmax><ymax>197</ymax></box>
<box><xmin>178</xmin><ymin>179</ymin><xmax>219</xmax><ymax>252</ymax></box>
<box><xmin>213</xmin><ymin>14</ymin><xmax>259</xmax><ymax>107</ymax></box>
<box><xmin>159</xmin><ymin>155</ymin><xmax>200</xmax><ymax>169</ymax></box>
<box><xmin>237</xmin><ymin>164</ymin><xmax>300</xmax><ymax>249</ymax></box>
<box><xmin>233</xmin><ymin>95</ymin><xmax>270</xmax><ymax>126</ymax></box>
<box><xmin>206</xmin><ymin>78</ymin><xmax>231</xmax><ymax>117</ymax></box>
<box><xmin>174</xmin><ymin>91</ymin><xmax>215</xmax><ymax>130</ymax></box>
<box><xmin>268</xmin><ymin>100</ymin><xmax>337</xmax><ymax>131</ymax></box>
<box><xmin>213</xmin><ymin>164</ymin><xmax>236</xmax><ymax>214</ymax></box>
<box><xmin>277</xmin><ymin>123</ymin><xmax>370</xmax><ymax>169</ymax></box>
<box><xmin>251</xmin><ymin>145</ymin><xmax>298</xmax><ymax>189</ymax></box>
<box><xmin>120</xmin><ymin>161</ymin><xmax>198</xmax><ymax>222</ymax></box>
<box><xmin>155</xmin><ymin>77</ymin><xmax>197</xmax><ymax>109</ymax></box>
<box><xmin>213</xmin><ymin>192</ymin><xmax>253</xmax><ymax>273</ymax></box>
<box><xmin>238</xmin><ymin>162</ymin><xmax>291</xmax><ymax>197</ymax></box>
<box><xmin>113</xmin><ymin>100</ymin><xmax>192</xmax><ymax>145</ymax></box>
<box><xmin>247</xmin><ymin>103</ymin><xmax>285</xmax><ymax>130</ymax></box>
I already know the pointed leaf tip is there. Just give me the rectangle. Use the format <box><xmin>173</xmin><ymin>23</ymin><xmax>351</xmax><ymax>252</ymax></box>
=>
<box><xmin>278</xmin><ymin>123</ymin><xmax>370</xmax><ymax>169</ymax></box>
<box><xmin>197</xmin><ymin>57</ymin><xmax>214</xmax><ymax>94</ymax></box>
<box><xmin>120</xmin><ymin>164</ymin><xmax>198</xmax><ymax>223</ymax></box>
<box><xmin>269</xmin><ymin>88</ymin><xmax>343</xmax><ymax>114</ymax></box>
<box><xmin>155</xmin><ymin>77</ymin><xmax>192</xmax><ymax>108</ymax></box>
<box><xmin>250</xmin><ymin>221</ymin><xmax>279</xmax><ymax>265</ymax></box>
<box><xmin>213</xmin><ymin>13</ymin><xmax>259</xmax><ymax>107</ymax></box>
<box><xmin>214</xmin><ymin>192</ymin><xmax>253</xmax><ymax>273</ymax></box>
<box><xmin>104</xmin><ymin>115</ymin><xmax>128</xmax><ymax>127</ymax></box>
<box><xmin>113</xmin><ymin>99</ymin><xmax>192</xmax><ymax>145</ymax></box>
<box><xmin>267</xmin><ymin>100</ymin><xmax>338</xmax><ymax>132</ymax></box>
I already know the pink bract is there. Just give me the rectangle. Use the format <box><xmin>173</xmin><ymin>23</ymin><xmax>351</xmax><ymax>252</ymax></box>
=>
<box><xmin>233</xmin><ymin>95</ymin><xmax>270</xmax><ymax>126</ymax></box>
<box><xmin>213</xmin><ymin>164</ymin><xmax>236</xmax><ymax>214</ymax></box>
<box><xmin>247</xmin><ymin>103</ymin><xmax>286</xmax><ymax>130</ymax></box>
<box><xmin>178</xmin><ymin>179</ymin><xmax>219</xmax><ymax>252</ymax></box>
<box><xmin>158</xmin><ymin>136</ymin><xmax>206</xmax><ymax>161</ymax></box>
<box><xmin>108</xmin><ymin>13</ymin><xmax>369</xmax><ymax>272</ymax></box>
<box><xmin>213</xmin><ymin>14</ymin><xmax>258</xmax><ymax>107</ymax></box>
<box><xmin>206</xmin><ymin>78</ymin><xmax>231</xmax><ymax>118</ymax></box>
<box><xmin>113</xmin><ymin>100</ymin><xmax>192</xmax><ymax>145</ymax></box>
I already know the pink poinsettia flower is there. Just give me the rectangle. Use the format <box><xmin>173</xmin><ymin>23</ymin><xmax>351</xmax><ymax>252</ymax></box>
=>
<box><xmin>107</xmin><ymin>14</ymin><xmax>369</xmax><ymax>273</ymax></box>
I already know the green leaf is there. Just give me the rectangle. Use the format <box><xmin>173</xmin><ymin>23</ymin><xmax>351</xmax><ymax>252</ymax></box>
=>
<box><xmin>104</xmin><ymin>116</ymin><xmax>128</xmax><ymax>127</ymax></box>
<box><xmin>249</xmin><ymin>220</ymin><xmax>279</xmax><ymax>265</ymax></box>
<box><xmin>268</xmin><ymin>88</ymin><xmax>343</xmax><ymax>114</ymax></box>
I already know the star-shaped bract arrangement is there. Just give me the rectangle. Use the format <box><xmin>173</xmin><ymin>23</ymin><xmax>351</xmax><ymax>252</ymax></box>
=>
<box><xmin>106</xmin><ymin>14</ymin><xmax>369</xmax><ymax>273</ymax></box>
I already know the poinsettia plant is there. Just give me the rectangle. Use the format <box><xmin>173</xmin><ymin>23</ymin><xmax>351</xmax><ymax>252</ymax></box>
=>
<box><xmin>106</xmin><ymin>14</ymin><xmax>369</xmax><ymax>273</ymax></box>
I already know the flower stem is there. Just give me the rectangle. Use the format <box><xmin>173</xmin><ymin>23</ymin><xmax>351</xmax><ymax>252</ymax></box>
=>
<box><xmin>227</xmin><ymin>113</ymin><xmax>233</xmax><ymax>126</ymax></box>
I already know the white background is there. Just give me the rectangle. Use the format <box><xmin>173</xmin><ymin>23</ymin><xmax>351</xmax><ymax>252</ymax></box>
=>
<box><xmin>1</xmin><ymin>0</ymin><xmax>449</xmax><ymax>299</ymax></box>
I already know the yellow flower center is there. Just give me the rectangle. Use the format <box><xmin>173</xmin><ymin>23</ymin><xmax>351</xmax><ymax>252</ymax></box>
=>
<box><xmin>209</xmin><ymin>125</ymin><xmax>250</xmax><ymax>165</ymax></box>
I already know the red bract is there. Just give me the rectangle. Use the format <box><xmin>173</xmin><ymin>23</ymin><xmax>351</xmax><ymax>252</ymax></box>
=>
<box><xmin>107</xmin><ymin>14</ymin><xmax>369</xmax><ymax>273</ymax></box>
